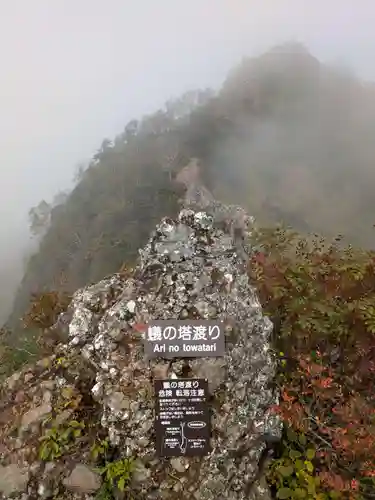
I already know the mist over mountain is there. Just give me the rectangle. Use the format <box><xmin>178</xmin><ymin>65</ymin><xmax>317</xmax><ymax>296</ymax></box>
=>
<box><xmin>5</xmin><ymin>42</ymin><xmax>375</xmax><ymax>330</ymax></box>
<box><xmin>3</xmin><ymin>1</ymin><xmax>375</xmax><ymax>332</ymax></box>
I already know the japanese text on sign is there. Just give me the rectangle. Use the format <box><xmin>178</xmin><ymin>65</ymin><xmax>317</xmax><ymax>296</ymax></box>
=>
<box><xmin>144</xmin><ymin>320</ymin><xmax>225</xmax><ymax>358</ymax></box>
<box><xmin>154</xmin><ymin>378</ymin><xmax>210</xmax><ymax>457</ymax></box>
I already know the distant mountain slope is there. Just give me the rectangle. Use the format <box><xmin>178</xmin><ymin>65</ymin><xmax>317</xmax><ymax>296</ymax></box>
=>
<box><xmin>8</xmin><ymin>42</ymin><xmax>375</xmax><ymax>326</ymax></box>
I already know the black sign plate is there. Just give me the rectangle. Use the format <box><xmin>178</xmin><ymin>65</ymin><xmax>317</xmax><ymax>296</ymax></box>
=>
<box><xmin>144</xmin><ymin>320</ymin><xmax>225</xmax><ymax>359</ymax></box>
<box><xmin>154</xmin><ymin>378</ymin><xmax>211</xmax><ymax>457</ymax></box>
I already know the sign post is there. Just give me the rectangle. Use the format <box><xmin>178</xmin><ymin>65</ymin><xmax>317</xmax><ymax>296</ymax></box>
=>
<box><xmin>147</xmin><ymin>320</ymin><xmax>224</xmax><ymax>457</ymax></box>
<box><xmin>154</xmin><ymin>378</ymin><xmax>210</xmax><ymax>457</ymax></box>
<box><xmin>144</xmin><ymin>320</ymin><xmax>225</xmax><ymax>359</ymax></box>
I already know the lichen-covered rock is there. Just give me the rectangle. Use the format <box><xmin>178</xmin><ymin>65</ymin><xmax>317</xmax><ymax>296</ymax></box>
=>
<box><xmin>66</xmin><ymin>204</ymin><xmax>280</xmax><ymax>498</ymax></box>
<box><xmin>0</xmin><ymin>191</ymin><xmax>280</xmax><ymax>499</ymax></box>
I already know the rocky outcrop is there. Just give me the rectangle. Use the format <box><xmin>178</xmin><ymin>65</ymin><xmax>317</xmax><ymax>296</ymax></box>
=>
<box><xmin>0</xmin><ymin>190</ymin><xmax>280</xmax><ymax>499</ymax></box>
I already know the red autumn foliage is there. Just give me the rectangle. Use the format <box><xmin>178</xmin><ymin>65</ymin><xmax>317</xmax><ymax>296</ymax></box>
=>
<box><xmin>249</xmin><ymin>226</ymin><xmax>375</xmax><ymax>498</ymax></box>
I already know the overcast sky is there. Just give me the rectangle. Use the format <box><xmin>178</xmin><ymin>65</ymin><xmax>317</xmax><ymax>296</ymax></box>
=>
<box><xmin>1</xmin><ymin>0</ymin><xmax>375</xmax><ymax>240</ymax></box>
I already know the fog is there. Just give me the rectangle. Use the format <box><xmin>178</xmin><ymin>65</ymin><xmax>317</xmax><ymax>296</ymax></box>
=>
<box><xmin>1</xmin><ymin>0</ymin><xmax>375</xmax><ymax>322</ymax></box>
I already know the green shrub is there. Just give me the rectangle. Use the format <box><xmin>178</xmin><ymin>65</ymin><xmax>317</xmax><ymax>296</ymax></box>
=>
<box><xmin>90</xmin><ymin>438</ymin><xmax>110</xmax><ymax>462</ymax></box>
<box><xmin>39</xmin><ymin>420</ymin><xmax>85</xmax><ymax>461</ymax></box>
<box><xmin>267</xmin><ymin>428</ymin><xmax>319</xmax><ymax>499</ymax></box>
<box><xmin>96</xmin><ymin>457</ymin><xmax>135</xmax><ymax>499</ymax></box>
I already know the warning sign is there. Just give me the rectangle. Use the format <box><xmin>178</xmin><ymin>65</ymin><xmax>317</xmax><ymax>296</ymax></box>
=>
<box><xmin>144</xmin><ymin>320</ymin><xmax>225</xmax><ymax>359</ymax></box>
<box><xmin>154</xmin><ymin>378</ymin><xmax>211</xmax><ymax>457</ymax></box>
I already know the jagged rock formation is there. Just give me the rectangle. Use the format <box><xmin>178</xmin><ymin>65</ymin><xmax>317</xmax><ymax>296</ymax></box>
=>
<box><xmin>0</xmin><ymin>186</ymin><xmax>280</xmax><ymax>499</ymax></box>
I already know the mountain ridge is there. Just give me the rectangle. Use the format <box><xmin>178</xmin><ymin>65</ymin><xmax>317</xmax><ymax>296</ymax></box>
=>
<box><xmin>7</xmin><ymin>42</ymin><xmax>375</xmax><ymax>329</ymax></box>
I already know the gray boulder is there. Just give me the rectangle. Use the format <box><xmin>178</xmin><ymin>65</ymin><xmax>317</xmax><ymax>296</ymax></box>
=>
<box><xmin>65</xmin><ymin>199</ymin><xmax>280</xmax><ymax>498</ymax></box>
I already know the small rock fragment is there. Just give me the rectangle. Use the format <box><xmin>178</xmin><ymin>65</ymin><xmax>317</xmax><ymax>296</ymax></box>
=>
<box><xmin>6</xmin><ymin>372</ymin><xmax>22</xmax><ymax>390</ymax></box>
<box><xmin>24</xmin><ymin>373</ymin><xmax>34</xmax><ymax>383</ymax></box>
<box><xmin>132</xmin><ymin>460</ymin><xmax>151</xmax><ymax>483</ymax></box>
<box><xmin>63</xmin><ymin>464</ymin><xmax>101</xmax><ymax>493</ymax></box>
<box><xmin>107</xmin><ymin>392</ymin><xmax>131</xmax><ymax>412</ymax></box>
<box><xmin>21</xmin><ymin>404</ymin><xmax>52</xmax><ymax>431</ymax></box>
<box><xmin>14</xmin><ymin>391</ymin><xmax>26</xmax><ymax>403</ymax></box>
<box><xmin>0</xmin><ymin>464</ymin><xmax>29</xmax><ymax>496</ymax></box>
<box><xmin>170</xmin><ymin>458</ymin><xmax>187</xmax><ymax>474</ymax></box>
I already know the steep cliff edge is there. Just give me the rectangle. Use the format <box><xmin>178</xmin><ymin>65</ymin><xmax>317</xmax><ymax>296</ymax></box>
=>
<box><xmin>0</xmin><ymin>191</ymin><xmax>280</xmax><ymax>499</ymax></box>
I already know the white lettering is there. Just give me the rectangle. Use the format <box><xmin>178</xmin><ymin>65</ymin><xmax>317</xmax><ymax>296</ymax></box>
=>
<box><xmin>163</xmin><ymin>326</ymin><xmax>177</xmax><ymax>340</ymax></box>
<box><xmin>183</xmin><ymin>344</ymin><xmax>216</xmax><ymax>352</ymax></box>
<box><xmin>192</xmin><ymin>325</ymin><xmax>207</xmax><ymax>340</ymax></box>
<box><xmin>208</xmin><ymin>325</ymin><xmax>220</xmax><ymax>340</ymax></box>
<box><xmin>148</xmin><ymin>326</ymin><xmax>162</xmax><ymax>341</ymax></box>
<box><xmin>178</xmin><ymin>325</ymin><xmax>192</xmax><ymax>340</ymax></box>
<box><xmin>168</xmin><ymin>345</ymin><xmax>180</xmax><ymax>353</ymax></box>
<box><xmin>153</xmin><ymin>344</ymin><xmax>166</xmax><ymax>352</ymax></box>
